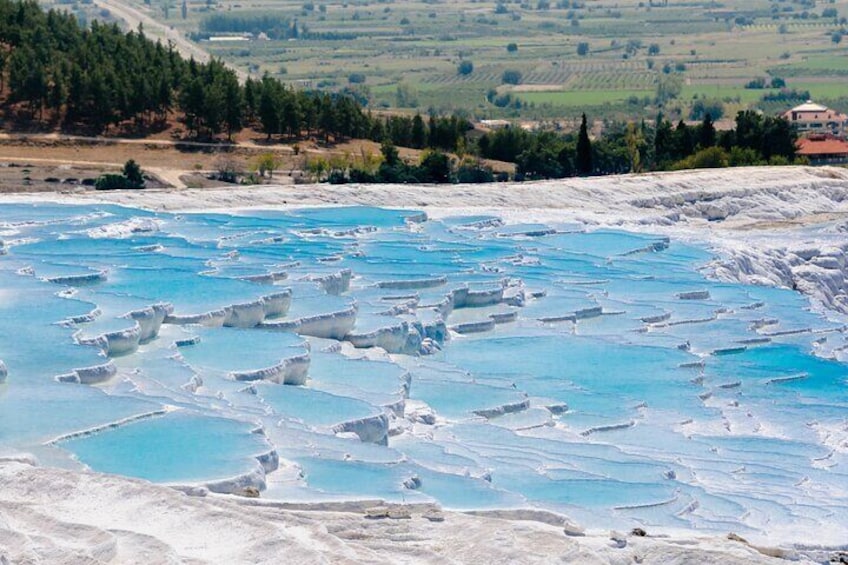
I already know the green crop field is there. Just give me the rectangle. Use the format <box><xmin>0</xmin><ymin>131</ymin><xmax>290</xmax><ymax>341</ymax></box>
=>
<box><xmin>51</xmin><ymin>0</ymin><xmax>848</xmax><ymax>123</ymax></box>
<box><xmin>515</xmin><ymin>89</ymin><xmax>653</xmax><ymax>106</ymax></box>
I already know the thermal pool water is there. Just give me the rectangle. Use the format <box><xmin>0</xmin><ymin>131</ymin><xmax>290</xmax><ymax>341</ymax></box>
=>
<box><xmin>0</xmin><ymin>202</ymin><xmax>846</xmax><ymax>541</ymax></box>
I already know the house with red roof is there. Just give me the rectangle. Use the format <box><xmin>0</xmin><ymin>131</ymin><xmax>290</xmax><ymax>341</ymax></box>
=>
<box><xmin>796</xmin><ymin>135</ymin><xmax>848</xmax><ymax>165</ymax></box>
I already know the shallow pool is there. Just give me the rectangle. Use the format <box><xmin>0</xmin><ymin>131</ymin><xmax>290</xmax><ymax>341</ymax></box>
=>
<box><xmin>1</xmin><ymin>202</ymin><xmax>846</xmax><ymax>539</ymax></box>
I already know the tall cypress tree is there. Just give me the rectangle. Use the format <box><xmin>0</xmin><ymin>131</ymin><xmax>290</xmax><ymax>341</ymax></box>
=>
<box><xmin>576</xmin><ymin>113</ymin><xmax>592</xmax><ymax>176</ymax></box>
<box><xmin>258</xmin><ymin>75</ymin><xmax>281</xmax><ymax>139</ymax></box>
<box><xmin>280</xmin><ymin>89</ymin><xmax>301</xmax><ymax>138</ymax></box>
<box><xmin>222</xmin><ymin>72</ymin><xmax>242</xmax><ymax>141</ymax></box>
<box><xmin>410</xmin><ymin>114</ymin><xmax>426</xmax><ymax>149</ymax></box>
<box><xmin>698</xmin><ymin>113</ymin><xmax>716</xmax><ymax>149</ymax></box>
<box><xmin>653</xmin><ymin>113</ymin><xmax>673</xmax><ymax>168</ymax></box>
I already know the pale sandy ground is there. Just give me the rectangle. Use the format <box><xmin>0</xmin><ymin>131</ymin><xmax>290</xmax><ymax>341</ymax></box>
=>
<box><xmin>15</xmin><ymin>164</ymin><xmax>844</xmax><ymax>232</ymax></box>
<box><xmin>0</xmin><ymin>459</ymin><xmax>802</xmax><ymax>564</ymax></box>
<box><xmin>0</xmin><ymin>134</ymin><xmax>513</xmax><ymax>192</ymax></box>
<box><xmin>3</xmin><ymin>166</ymin><xmax>848</xmax><ymax>563</ymax></box>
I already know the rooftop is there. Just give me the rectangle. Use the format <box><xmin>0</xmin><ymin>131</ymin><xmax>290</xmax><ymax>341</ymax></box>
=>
<box><xmin>788</xmin><ymin>100</ymin><xmax>830</xmax><ymax>113</ymax></box>
<box><xmin>796</xmin><ymin>136</ymin><xmax>848</xmax><ymax>156</ymax></box>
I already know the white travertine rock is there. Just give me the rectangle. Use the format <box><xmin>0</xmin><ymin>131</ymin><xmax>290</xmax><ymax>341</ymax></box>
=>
<box><xmin>346</xmin><ymin>320</ymin><xmax>410</xmax><ymax>353</ymax></box>
<box><xmin>332</xmin><ymin>413</ymin><xmax>390</xmax><ymax>446</ymax></box>
<box><xmin>229</xmin><ymin>352</ymin><xmax>310</xmax><ymax>386</ymax></box>
<box><xmin>55</xmin><ymin>361</ymin><xmax>118</xmax><ymax>385</ymax></box>
<box><xmin>261</xmin><ymin>305</ymin><xmax>357</xmax><ymax>340</ymax></box>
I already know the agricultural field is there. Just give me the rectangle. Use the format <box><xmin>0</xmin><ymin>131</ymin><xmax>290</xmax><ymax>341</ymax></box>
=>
<box><xmin>55</xmin><ymin>0</ymin><xmax>848</xmax><ymax>123</ymax></box>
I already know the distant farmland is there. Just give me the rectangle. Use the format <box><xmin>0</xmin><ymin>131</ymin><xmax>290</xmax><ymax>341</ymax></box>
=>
<box><xmin>59</xmin><ymin>0</ymin><xmax>848</xmax><ymax>122</ymax></box>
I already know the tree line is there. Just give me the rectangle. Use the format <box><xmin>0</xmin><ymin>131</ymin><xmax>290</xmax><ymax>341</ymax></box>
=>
<box><xmin>475</xmin><ymin>110</ymin><xmax>799</xmax><ymax>180</ymax></box>
<box><xmin>0</xmin><ymin>0</ymin><xmax>468</xmax><ymax>148</ymax></box>
<box><xmin>321</xmin><ymin>110</ymin><xmax>799</xmax><ymax>186</ymax></box>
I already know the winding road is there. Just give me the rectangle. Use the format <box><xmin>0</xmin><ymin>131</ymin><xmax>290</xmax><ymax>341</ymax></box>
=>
<box><xmin>90</xmin><ymin>0</ymin><xmax>248</xmax><ymax>81</ymax></box>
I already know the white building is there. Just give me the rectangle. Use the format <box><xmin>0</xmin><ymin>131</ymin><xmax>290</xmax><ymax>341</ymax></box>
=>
<box><xmin>782</xmin><ymin>100</ymin><xmax>848</xmax><ymax>137</ymax></box>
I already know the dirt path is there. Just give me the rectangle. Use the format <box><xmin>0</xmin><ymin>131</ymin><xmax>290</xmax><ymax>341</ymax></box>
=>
<box><xmin>0</xmin><ymin>131</ymin><xmax>304</xmax><ymax>191</ymax></box>
<box><xmin>0</xmin><ymin>132</ymin><xmax>289</xmax><ymax>151</ymax></box>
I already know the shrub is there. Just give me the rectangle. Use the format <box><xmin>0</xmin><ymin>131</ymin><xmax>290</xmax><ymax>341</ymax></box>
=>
<box><xmin>455</xmin><ymin>158</ymin><xmax>494</xmax><ymax>183</ymax></box>
<box><xmin>122</xmin><ymin>159</ymin><xmax>144</xmax><ymax>187</ymax></box>
<box><xmin>214</xmin><ymin>155</ymin><xmax>242</xmax><ymax>183</ymax></box>
<box><xmin>768</xmin><ymin>154</ymin><xmax>791</xmax><ymax>166</ymax></box>
<box><xmin>689</xmin><ymin>98</ymin><xmax>724</xmax><ymax>120</ymax></box>
<box><xmin>418</xmin><ymin>150</ymin><xmax>452</xmax><ymax>183</ymax></box>
<box><xmin>501</xmin><ymin>69</ymin><xmax>522</xmax><ymax>85</ymax></box>
<box><xmin>672</xmin><ymin>147</ymin><xmax>729</xmax><ymax>170</ymax></box>
<box><xmin>95</xmin><ymin>160</ymin><xmax>145</xmax><ymax>189</ymax></box>
<box><xmin>327</xmin><ymin>170</ymin><xmax>348</xmax><ymax>184</ymax></box>
<box><xmin>745</xmin><ymin>77</ymin><xmax>767</xmax><ymax>89</ymax></box>
<box><xmin>95</xmin><ymin>174</ymin><xmax>135</xmax><ymax>190</ymax></box>
<box><xmin>728</xmin><ymin>146</ymin><xmax>762</xmax><ymax>167</ymax></box>
<box><xmin>253</xmin><ymin>153</ymin><xmax>282</xmax><ymax>178</ymax></box>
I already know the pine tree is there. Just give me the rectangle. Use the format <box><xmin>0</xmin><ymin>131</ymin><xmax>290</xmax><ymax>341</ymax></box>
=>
<box><xmin>380</xmin><ymin>138</ymin><xmax>399</xmax><ymax>166</ymax></box>
<box><xmin>653</xmin><ymin>114</ymin><xmax>673</xmax><ymax>169</ymax></box>
<box><xmin>202</xmin><ymin>80</ymin><xmax>226</xmax><ymax>135</ymax></box>
<box><xmin>576</xmin><ymin>113</ymin><xmax>592</xmax><ymax>176</ymax></box>
<box><xmin>318</xmin><ymin>93</ymin><xmax>335</xmax><ymax>142</ymax></box>
<box><xmin>0</xmin><ymin>52</ymin><xmax>7</xmax><ymax>92</ymax></box>
<box><xmin>258</xmin><ymin>76</ymin><xmax>281</xmax><ymax>139</ymax></box>
<box><xmin>156</xmin><ymin>75</ymin><xmax>171</xmax><ymax>120</ymax></box>
<box><xmin>88</xmin><ymin>69</ymin><xmax>113</xmax><ymax>131</ymax></box>
<box><xmin>698</xmin><ymin>113</ymin><xmax>716</xmax><ymax>149</ymax></box>
<box><xmin>47</xmin><ymin>68</ymin><xmax>65</xmax><ymax>114</ymax></box>
<box><xmin>242</xmin><ymin>77</ymin><xmax>258</xmax><ymax>123</ymax></box>
<box><xmin>223</xmin><ymin>78</ymin><xmax>242</xmax><ymax>141</ymax></box>
<box><xmin>625</xmin><ymin>122</ymin><xmax>643</xmax><ymax>173</ymax></box>
<box><xmin>122</xmin><ymin>159</ymin><xmax>144</xmax><ymax>187</ymax></box>
<box><xmin>411</xmin><ymin>114</ymin><xmax>426</xmax><ymax>149</ymax></box>
<box><xmin>673</xmin><ymin>120</ymin><xmax>695</xmax><ymax>159</ymax></box>
<box><xmin>179</xmin><ymin>76</ymin><xmax>205</xmax><ymax>136</ymax></box>
<box><xmin>280</xmin><ymin>92</ymin><xmax>301</xmax><ymax>139</ymax></box>
<box><xmin>427</xmin><ymin>114</ymin><xmax>437</xmax><ymax>148</ymax></box>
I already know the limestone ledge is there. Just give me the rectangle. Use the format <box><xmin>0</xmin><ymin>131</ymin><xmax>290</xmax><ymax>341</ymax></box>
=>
<box><xmin>55</xmin><ymin>360</ymin><xmax>118</xmax><ymax>385</ymax></box>
<box><xmin>261</xmin><ymin>304</ymin><xmax>357</xmax><ymax>340</ymax></box>
<box><xmin>164</xmin><ymin>290</ymin><xmax>292</xmax><ymax>329</ymax></box>
<box><xmin>331</xmin><ymin>412</ymin><xmax>390</xmax><ymax>446</ymax></box>
<box><xmin>229</xmin><ymin>352</ymin><xmax>311</xmax><ymax>386</ymax></box>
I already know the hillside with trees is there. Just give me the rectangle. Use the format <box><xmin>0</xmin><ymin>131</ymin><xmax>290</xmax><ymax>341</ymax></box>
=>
<box><xmin>79</xmin><ymin>0</ymin><xmax>848</xmax><ymax>125</ymax></box>
<box><xmin>0</xmin><ymin>0</ymin><xmax>800</xmax><ymax>186</ymax></box>
<box><xmin>0</xmin><ymin>0</ymin><xmax>472</xmax><ymax>148</ymax></box>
